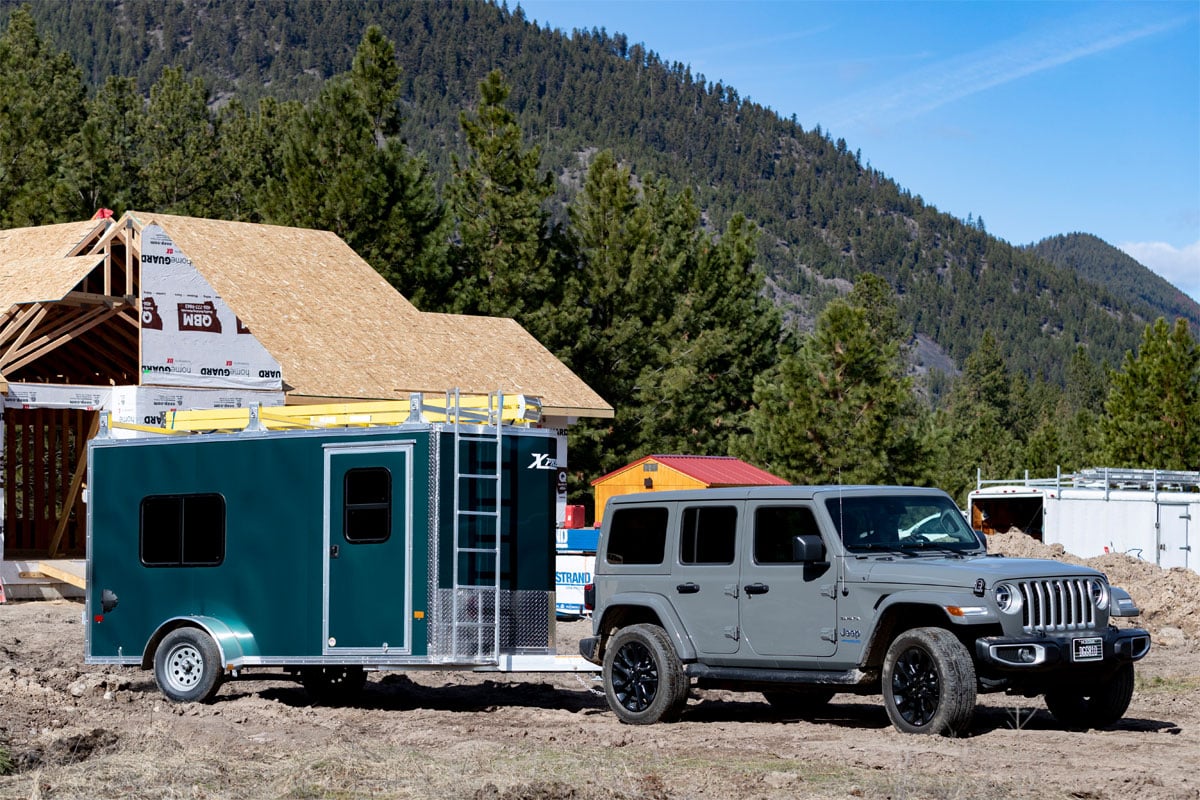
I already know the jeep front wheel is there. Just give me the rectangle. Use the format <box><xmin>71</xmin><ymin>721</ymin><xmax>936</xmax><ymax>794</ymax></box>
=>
<box><xmin>602</xmin><ymin>624</ymin><xmax>687</xmax><ymax>724</ymax></box>
<box><xmin>882</xmin><ymin>627</ymin><xmax>976</xmax><ymax>735</ymax></box>
<box><xmin>1045</xmin><ymin>662</ymin><xmax>1134</xmax><ymax>730</ymax></box>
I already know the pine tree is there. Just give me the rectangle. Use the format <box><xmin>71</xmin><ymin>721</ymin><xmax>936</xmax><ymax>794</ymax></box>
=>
<box><xmin>261</xmin><ymin>31</ymin><xmax>443</xmax><ymax>299</ymax></box>
<box><xmin>444</xmin><ymin>69</ymin><xmax>559</xmax><ymax>333</ymax></box>
<box><xmin>738</xmin><ymin>288</ymin><xmax>924</xmax><ymax>485</ymax></box>
<box><xmin>929</xmin><ymin>331</ymin><xmax>1022</xmax><ymax>502</ymax></box>
<box><xmin>0</xmin><ymin>8</ymin><xmax>85</xmax><ymax>226</ymax></box>
<box><xmin>1101</xmin><ymin>318</ymin><xmax>1200</xmax><ymax>469</ymax></box>
<box><xmin>62</xmin><ymin>76</ymin><xmax>144</xmax><ymax>218</ymax></box>
<box><xmin>138</xmin><ymin>66</ymin><xmax>218</xmax><ymax>215</ymax></box>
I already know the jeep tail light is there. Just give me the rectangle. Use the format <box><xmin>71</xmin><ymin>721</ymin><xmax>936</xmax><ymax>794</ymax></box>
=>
<box><xmin>583</xmin><ymin>583</ymin><xmax>595</xmax><ymax>611</ymax></box>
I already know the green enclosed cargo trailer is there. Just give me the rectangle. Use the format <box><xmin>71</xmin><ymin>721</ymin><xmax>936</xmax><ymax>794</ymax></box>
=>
<box><xmin>84</xmin><ymin>394</ymin><xmax>594</xmax><ymax>703</ymax></box>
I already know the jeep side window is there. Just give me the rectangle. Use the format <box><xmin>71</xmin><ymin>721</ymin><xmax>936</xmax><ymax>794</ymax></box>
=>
<box><xmin>606</xmin><ymin>506</ymin><xmax>669</xmax><ymax>565</ymax></box>
<box><xmin>754</xmin><ymin>506</ymin><xmax>820</xmax><ymax>563</ymax></box>
<box><xmin>679</xmin><ymin>506</ymin><xmax>737</xmax><ymax>565</ymax></box>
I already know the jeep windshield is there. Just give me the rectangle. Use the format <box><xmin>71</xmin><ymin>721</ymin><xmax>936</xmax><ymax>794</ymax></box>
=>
<box><xmin>824</xmin><ymin>495</ymin><xmax>983</xmax><ymax>555</ymax></box>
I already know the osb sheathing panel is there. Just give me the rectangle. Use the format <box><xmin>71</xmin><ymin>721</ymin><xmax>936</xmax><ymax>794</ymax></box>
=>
<box><xmin>0</xmin><ymin>255</ymin><xmax>106</xmax><ymax>314</ymax></box>
<box><xmin>134</xmin><ymin>213</ymin><xmax>612</xmax><ymax>416</ymax></box>
<box><xmin>0</xmin><ymin>220</ymin><xmax>107</xmax><ymax>262</ymax></box>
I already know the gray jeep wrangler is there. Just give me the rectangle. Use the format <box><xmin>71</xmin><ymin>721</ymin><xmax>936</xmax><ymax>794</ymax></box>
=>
<box><xmin>579</xmin><ymin>486</ymin><xmax>1151</xmax><ymax>735</ymax></box>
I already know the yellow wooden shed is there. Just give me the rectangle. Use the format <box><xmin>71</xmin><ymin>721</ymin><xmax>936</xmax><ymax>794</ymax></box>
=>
<box><xmin>590</xmin><ymin>455</ymin><xmax>788</xmax><ymax>526</ymax></box>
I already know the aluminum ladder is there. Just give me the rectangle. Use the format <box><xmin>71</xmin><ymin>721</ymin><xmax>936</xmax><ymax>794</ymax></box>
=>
<box><xmin>448</xmin><ymin>389</ymin><xmax>504</xmax><ymax>663</ymax></box>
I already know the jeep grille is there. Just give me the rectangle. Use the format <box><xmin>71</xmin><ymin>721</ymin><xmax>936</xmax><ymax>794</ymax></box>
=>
<box><xmin>1018</xmin><ymin>579</ymin><xmax>1097</xmax><ymax>633</ymax></box>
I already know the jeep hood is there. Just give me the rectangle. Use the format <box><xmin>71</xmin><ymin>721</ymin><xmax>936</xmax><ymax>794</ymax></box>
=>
<box><xmin>862</xmin><ymin>556</ymin><xmax>1102</xmax><ymax>590</ymax></box>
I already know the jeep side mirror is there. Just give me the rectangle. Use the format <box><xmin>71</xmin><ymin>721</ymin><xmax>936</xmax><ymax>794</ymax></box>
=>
<box><xmin>792</xmin><ymin>534</ymin><xmax>825</xmax><ymax>563</ymax></box>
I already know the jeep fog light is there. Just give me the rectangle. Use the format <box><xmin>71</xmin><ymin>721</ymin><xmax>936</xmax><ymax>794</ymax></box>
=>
<box><xmin>1089</xmin><ymin>578</ymin><xmax>1110</xmax><ymax>611</ymax></box>
<box><xmin>994</xmin><ymin>583</ymin><xmax>1022</xmax><ymax>615</ymax></box>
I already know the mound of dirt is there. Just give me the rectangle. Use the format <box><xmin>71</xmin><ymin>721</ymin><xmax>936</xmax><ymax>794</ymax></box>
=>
<box><xmin>988</xmin><ymin>531</ymin><xmax>1200</xmax><ymax>640</ymax></box>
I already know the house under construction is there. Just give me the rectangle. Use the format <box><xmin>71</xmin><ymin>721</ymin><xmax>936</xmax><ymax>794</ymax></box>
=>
<box><xmin>0</xmin><ymin>211</ymin><xmax>611</xmax><ymax>597</ymax></box>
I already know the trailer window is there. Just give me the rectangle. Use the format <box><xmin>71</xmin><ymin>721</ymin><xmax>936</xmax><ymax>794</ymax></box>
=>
<box><xmin>344</xmin><ymin>467</ymin><xmax>391</xmax><ymax>543</ymax></box>
<box><xmin>680</xmin><ymin>506</ymin><xmax>737</xmax><ymax>565</ymax></box>
<box><xmin>140</xmin><ymin>494</ymin><xmax>225</xmax><ymax>567</ymax></box>
<box><xmin>606</xmin><ymin>507</ymin><xmax>668</xmax><ymax>565</ymax></box>
<box><xmin>754</xmin><ymin>506</ymin><xmax>820</xmax><ymax>563</ymax></box>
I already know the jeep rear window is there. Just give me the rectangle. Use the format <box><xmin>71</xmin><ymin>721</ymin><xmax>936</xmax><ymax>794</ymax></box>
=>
<box><xmin>606</xmin><ymin>507</ymin><xmax>669</xmax><ymax>565</ymax></box>
<box><xmin>680</xmin><ymin>506</ymin><xmax>737</xmax><ymax>564</ymax></box>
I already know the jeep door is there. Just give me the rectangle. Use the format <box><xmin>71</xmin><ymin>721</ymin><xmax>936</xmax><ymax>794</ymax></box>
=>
<box><xmin>737</xmin><ymin>501</ymin><xmax>838</xmax><ymax>659</ymax></box>
<box><xmin>669</xmin><ymin>503</ymin><xmax>741</xmax><ymax>655</ymax></box>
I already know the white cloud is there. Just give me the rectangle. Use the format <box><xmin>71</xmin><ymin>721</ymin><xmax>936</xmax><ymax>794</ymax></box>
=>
<box><xmin>817</xmin><ymin>12</ymin><xmax>1188</xmax><ymax>132</ymax></box>
<box><xmin>1117</xmin><ymin>240</ymin><xmax>1200</xmax><ymax>304</ymax></box>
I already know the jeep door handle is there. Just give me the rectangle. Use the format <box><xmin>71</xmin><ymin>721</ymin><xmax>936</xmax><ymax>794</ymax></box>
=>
<box><xmin>676</xmin><ymin>582</ymin><xmax>700</xmax><ymax>594</ymax></box>
<box><xmin>744</xmin><ymin>583</ymin><xmax>770</xmax><ymax>595</ymax></box>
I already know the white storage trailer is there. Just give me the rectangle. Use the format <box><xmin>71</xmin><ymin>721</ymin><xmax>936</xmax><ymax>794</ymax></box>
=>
<box><xmin>968</xmin><ymin>468</ymin><xmax>1198</xmax><ymax>573</ymax></box>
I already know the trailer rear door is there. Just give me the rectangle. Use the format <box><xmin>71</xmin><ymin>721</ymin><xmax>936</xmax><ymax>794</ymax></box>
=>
<box><xmin>323</xmin><ymin>442</ymin><xmax>414</xmax><ymax>655</ymax></box>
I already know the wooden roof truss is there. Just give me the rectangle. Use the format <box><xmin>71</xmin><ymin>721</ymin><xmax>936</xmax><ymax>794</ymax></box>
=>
<box><xmin>0</xmin><ymin>219</ymin><xmax>141</xmax><ymax>387</ymax></box>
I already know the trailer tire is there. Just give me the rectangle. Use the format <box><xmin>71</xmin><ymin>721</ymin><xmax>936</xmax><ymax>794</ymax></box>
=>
<box><xmin>882</xmin><ymin>627</ymin><xmax>976</xmax><ymax>736</ymax></box>
<box><xmin>154</xmin><ymin>627</ymin><xmax>223</xmax><ymax>703</ymax></box>
<box><xmin>603</xmin><ymin>623</ymin><xmax>687</xmax><ymax>724</ymax></box>
<box><xmin>302</xmin><ymin>665</ymin><xmax>367</xmax><ymax>705</ymax></box>
<box><xmin>1045</xmin><ymin>662</ymin><xmax>1134</xmax><ymax>730</ymax></box>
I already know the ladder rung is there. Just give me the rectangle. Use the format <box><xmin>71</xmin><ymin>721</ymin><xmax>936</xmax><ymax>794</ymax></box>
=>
<box><xmin>458</xmin><ymin>473</ymin><xmax>498</xmax><ymax>480</ymax></box>
<box><xmin>456</xmin><ymin>546</ymin><xmax>499</xmax><ymax>554</ymax></box>
<box><xmin>457</xmin><ymin>509</ymin><xmax>499</xmax><ymax>517</ymax></box>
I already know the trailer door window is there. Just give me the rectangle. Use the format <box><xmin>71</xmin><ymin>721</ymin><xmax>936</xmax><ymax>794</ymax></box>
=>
<box><xmin>140</xmin><ymin>494</ymin><xmax>225</xmax><ymax>567</ymax></box>
<box><xmin>343</xmin><ymin>467</ymin><xmax>391</xmax><ymax>543</ymax></box>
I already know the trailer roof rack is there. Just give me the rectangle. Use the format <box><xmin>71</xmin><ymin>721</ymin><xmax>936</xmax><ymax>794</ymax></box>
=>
<box><xmin>975</xmin><ymin>466</ymin><xmax>1200</xmax><ymax>495</ymax></box>
<box><xmin>99</xmin><ymin>391</ymin><xmax>541</xmax><ymax>436</ymax></box>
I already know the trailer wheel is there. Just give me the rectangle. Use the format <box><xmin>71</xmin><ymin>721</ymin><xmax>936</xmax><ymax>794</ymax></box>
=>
<box><xmin>762</xmin><ymin>687</ymin><xmax>836</xmax><ymax>717</ymax></box>
<box><xmin>882</xmin><ymin>627</ymin><xmax>976</xmax><ymax>736</ymax></box>
<box><xmin>302</xmin><ymin>665</ymin><xmax>367</xmax><ymax>705</ymax></box>
<box><xmin>154</xmin><ymin>627</ymin><xmax>223</xmax><ymax>703</ymax></box>
<box><xmin>602</xmin><ymin>624</ymin><xmax>687</xmax><ymax>725</ymax></box>
<box><xmin>1045</xmin><ymin>662</ymin><xmax>1134</xmax><ymax>730</ymax></box>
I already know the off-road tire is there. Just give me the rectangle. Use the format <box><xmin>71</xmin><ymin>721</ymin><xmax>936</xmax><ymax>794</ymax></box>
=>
<box><xmin>1045</xmin><ymin>662</ymin><xmax>1135</xmax><ymax>730</ymax></box>
<box><xmin>882</xmin><ymin>627</ymin><xmax>976</xmax><ymax>736</ymax></box>
<box><xmin>762</xmin><ymin>688</ymin><xmax>836</xmax><ymax>717</ymax></box>
<box><xmin>602</xmin><ymin>623</ymin><xmax>687</xmax><ymax>724</ymax></box>
<box><xmin>155</xmin><ymin>627</ymin><xmax>223</xmax><ymax>703</ymax></box>
<box><xmin>302</xmin><ymin>665</ymin><xmax>368</xmax><ymax>705</ymax></box>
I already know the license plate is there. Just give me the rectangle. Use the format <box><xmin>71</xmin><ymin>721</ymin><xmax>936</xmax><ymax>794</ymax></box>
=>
<box><xmin>1073</xmin><ymin>637</ymin><xmax>1104</xmax><ymax>662</ymax></box>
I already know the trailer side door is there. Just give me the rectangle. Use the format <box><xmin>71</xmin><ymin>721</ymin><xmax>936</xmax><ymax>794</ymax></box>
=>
<box><xmin>323</xmin><ymin>442</ymin><xmax>414</xmax><ymax>655</ymax></box>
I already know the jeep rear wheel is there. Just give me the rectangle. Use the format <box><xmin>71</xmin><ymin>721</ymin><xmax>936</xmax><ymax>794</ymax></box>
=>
<box><xmin>602</xmin><ymin>624</ymin><xmax>687</xmax><ymax>724</ymax></box>
<box><xmin>1045</xmin><ymin>662</ymin><xmax>1134</xmax><ymax>730</ymax></box>
<box><xmin>882</xmin><ymin>627</ymin><xmax>976</xmax><ymax>736</ymax></box>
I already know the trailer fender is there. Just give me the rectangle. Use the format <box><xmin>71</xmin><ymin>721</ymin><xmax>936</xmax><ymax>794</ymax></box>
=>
<box><xmin>142</xmin><ymin>616</ymin><xmax>260</xmax><ymax>672</ymax></box>
<box><xmin>598</xmin><ymin>591</ymin><xmax>698</xmax><ymax>662</ymax></box>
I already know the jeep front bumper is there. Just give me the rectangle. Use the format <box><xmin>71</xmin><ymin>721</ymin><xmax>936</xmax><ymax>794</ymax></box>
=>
<box><xmin>975</xmin><ymin>626</ymin><xmax>1150</xmax><ymax>672</ymax></box>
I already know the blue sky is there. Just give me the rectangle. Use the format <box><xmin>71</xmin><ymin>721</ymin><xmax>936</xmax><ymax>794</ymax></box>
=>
<box><xmin>516</xmin><ymin>0</ymin><xmax>1200</xmax><ymax>303</ymax></box>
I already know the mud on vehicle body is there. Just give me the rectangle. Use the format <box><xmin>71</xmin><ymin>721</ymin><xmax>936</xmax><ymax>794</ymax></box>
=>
<box><xmin>579</xmin><ymin>486</ymin><xmax>1151</xmax><ymax>735</ymax></box>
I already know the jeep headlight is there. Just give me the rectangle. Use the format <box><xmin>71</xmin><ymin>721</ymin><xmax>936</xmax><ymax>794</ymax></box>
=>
<box><xmin>994</xmin><ymin>582</ymin><xmax>1022</xmax><ymax>615</ymax></box>
<box><xmin>1089</xmin><ymin>578</ymin><xmax>1110</xmax><ymax>610</ymax></box>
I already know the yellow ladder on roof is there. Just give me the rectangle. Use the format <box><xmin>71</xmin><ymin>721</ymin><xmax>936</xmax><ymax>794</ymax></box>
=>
<box><xmin>154</xmin><ymin>392</ymin><xmax>541</xmax><ymax>433</ymax></box>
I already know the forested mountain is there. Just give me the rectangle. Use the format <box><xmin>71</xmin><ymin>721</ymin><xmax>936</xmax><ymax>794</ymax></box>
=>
<box><xmin>1028</xmin><ymin>234</ymin><xmax>1199</xmax><ymax>330</ymax></box>
<box><xmin>3</xmin><ymin>1</ymin><xmax>1197</xmax><ymax>501</ymax></box>
<box><xmin>2</xmin><ymin>0</ymin><xmax>1190</xmax><ymax>387</ymax></box>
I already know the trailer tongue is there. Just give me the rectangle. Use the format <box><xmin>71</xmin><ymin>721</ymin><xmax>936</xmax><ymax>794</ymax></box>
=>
<box><xmin>84</xmin><ymin>392</ymin><xmax>595</xmax><ymax>704</ymax></box>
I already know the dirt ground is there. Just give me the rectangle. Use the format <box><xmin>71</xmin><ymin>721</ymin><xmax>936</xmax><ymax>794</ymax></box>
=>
<box><xmin>2</xmin><ymin>538</ymin><xmax>1199</xmax><ymax>800</ymax></box>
